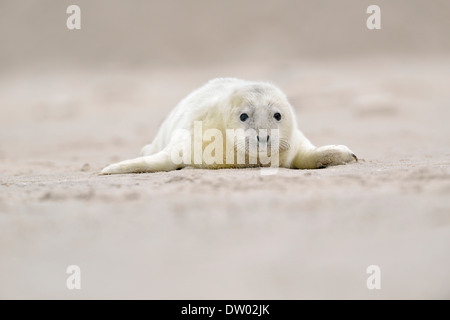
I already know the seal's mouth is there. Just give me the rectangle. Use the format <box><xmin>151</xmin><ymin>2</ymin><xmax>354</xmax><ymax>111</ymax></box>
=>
<box><xmin>234</xmin><ymin>138</ymin><xmax>290</xmax><ymax>155</ymax></box>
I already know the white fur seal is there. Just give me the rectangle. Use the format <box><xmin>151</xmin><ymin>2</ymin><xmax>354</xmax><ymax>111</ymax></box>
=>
<box><xmin>101</xmin><ymin>78</ymin><xmax>357</xmax><ymax>174</ymax></box>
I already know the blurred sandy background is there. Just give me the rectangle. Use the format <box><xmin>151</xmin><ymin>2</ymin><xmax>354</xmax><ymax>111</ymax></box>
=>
<box><xmin>0</xmin><ymin>0</ymin><xmax>449</xmax><ymax>299</ymax></box>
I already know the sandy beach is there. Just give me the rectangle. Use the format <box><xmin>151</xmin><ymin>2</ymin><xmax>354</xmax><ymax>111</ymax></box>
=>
<box><xmin>0</xmin><ymin>1</ymin><xmax>449</xmax><ymax>299</ymax></box>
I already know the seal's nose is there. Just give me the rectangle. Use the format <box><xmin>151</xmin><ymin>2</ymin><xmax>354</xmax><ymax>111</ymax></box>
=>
<box><xmin>257</xmin><ymin>135</ymin><xmax>270</xmax><ymax>142</ymax></box>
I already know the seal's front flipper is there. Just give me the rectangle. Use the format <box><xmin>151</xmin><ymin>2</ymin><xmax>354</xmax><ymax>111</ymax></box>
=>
<box><xmin>293</xmin><ymin>145</ymin><xmax>357</xmax><ymax>169</ymax></box>
<box><xmin>101</xmin><ymin>150</ymin><xmax>180</xmax><ymax>175</ymax></box>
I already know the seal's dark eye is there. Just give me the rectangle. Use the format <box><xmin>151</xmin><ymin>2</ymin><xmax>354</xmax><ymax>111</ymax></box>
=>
<box><xmin>240</xmin><ymin>113</ymin><xmax>249</xmax><ymax>122</ymax></box>
<box><xmin>274</xmin><ymin>112</ymin><xmax>282</xmax><ymax>121</ymax></box>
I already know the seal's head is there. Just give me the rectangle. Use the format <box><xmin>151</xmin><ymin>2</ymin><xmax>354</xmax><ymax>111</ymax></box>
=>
<box><xmin>225</xmin><ymin>82</ymin><xmax>294</xmax><ymax>156</ymax></box>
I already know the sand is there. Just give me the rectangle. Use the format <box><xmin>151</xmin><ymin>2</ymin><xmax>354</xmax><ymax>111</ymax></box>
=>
<box><xmin>0</xmin><ymin>58</ymin><xmax>449</xmax><ymax>299</ymax></box>
<box><xmin>1</xmin><ymin>0</ymin><xmax>450</xmax><ymax>299</ymax></box>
